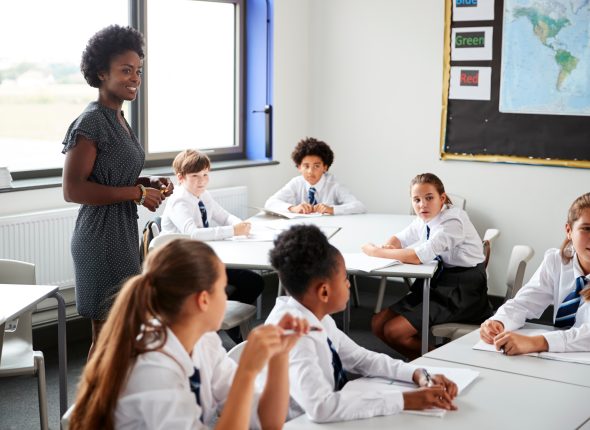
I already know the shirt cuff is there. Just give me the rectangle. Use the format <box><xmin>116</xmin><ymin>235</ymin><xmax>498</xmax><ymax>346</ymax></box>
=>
<box><xmin>414</xmin><ymin>244</ymin><xmax>436</xmax><ymax>264</ymax></box>
<box><xmin>542</xmin><ymin>331</ymin><xmax>565</xmax><ymax>352</ymax></box>
<box><xmin>396</xmin><ymin>364</ymin><xmax>418</xmax><ymax>383</ymax></box>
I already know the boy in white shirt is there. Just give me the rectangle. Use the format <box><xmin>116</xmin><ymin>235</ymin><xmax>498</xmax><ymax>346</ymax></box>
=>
<box><xmin>161</xmin><ymin>149</ymin><xmax>264</xmax><ymax>341</ymax></box>
<box><xmin>264</xmin><ymin>225</ymin><xmax>458</xmax><ymax>423</ymax></box>
<box><xmin>264</xmin><ymin>137</ymin><xmax>366</xmax><ymax>215</ymax></box>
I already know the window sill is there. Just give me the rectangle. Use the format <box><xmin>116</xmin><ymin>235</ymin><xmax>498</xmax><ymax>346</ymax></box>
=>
<box><xmin>0</xmin><ymin>159</ymin><xmax>279</xmax><ymax>194</ymax></box>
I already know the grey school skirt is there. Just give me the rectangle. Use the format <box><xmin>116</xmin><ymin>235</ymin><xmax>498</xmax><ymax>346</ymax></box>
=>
<box><xmin>389</xmin><ymin>262</ymin><xmax>493</xmax><ymax>331</ymax></box>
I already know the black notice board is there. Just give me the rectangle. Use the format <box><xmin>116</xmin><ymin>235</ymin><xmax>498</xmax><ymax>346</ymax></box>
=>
<box><xmin>440</xmin><ymin>0</ymin><xmax>590</xmax><ymax>168</ymax></box>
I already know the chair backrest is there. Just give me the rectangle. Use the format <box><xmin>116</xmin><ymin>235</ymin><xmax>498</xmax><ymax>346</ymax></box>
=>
<box><xmin>482</xmin><ymin>229</ymin><xmax>500</xmax><ymax>270</ymax></box>
<box><xmin>504</xmin><ymin>245</ymin><xmax>535</xmax><ymax>302</ymax></box>
<box><xmin>0</xmin><ymin>259</ymin><xmax>36</xmax><ymax>357</ymax></box>
<box><xmin>148</xmin><ymin>233</ymin><xmax>190</xmax><ymax>252</ymax></box>
<box><xmin>227</xmin><ymin>340</ymin><xmax>247</xmax><ymax>363</ymax></box>
<box><xmin>61</xmin><ymin>403</ymin><xmax>76</xmax><ymax>430</ymax></box>
<box><xmin>140</xmin><ymin>218</ymin><xmax>163</xmax><ymax>263</ymax></box>
<box><xmin>447</xmin><ymin>193</ymin><xmax>466</xmax><ymax>210</ymax></box>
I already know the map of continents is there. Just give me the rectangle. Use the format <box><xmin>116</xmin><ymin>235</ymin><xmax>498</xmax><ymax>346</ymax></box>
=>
<box><xmin>499</xmin><ymin>0</ymin><xmax>590</xmax><ymax>116</ymax></box>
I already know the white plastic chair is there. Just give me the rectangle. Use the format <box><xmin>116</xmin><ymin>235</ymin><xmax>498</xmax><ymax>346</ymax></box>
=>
<box><xmin>227</xmin><ymin>341</ymin><xmax>247</xmax><ymax>363</ymax></box>
<box><xmin>447</xmin><ymin>193</ymin><xmax>466</xmax><ymax>210</ymax></box>
<box><xmin>0</xmin><ymin>259</ymin><xmax>48</xmax><ymax>430</ymax></box>
<box><xmin>61</xmin><ymin>403</ymin><xmax>75</xmax><ymax>430</ymax></box>
<box><xmin>148</xmin><ymin>234</ymin><xmax>257</xmax><ymax>338</ymax></box>
<box><xmin>431</xmin><ymin>245</ymin><xmax>535</xmax><ymax>342</ymax></box>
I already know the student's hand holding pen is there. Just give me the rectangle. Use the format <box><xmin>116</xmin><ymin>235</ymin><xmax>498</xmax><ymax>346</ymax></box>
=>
<box><xmin>493</xmin><ymin>331</ymin><xmax>549</xmax><ymax>356</ymax></box>
<box><xmin>479</xmin><ymin>319</ymin><xmax>505</xmax><ymax>344</ymax></box>
<box><xmin>413</xmin><ymin>369</ymin><xmax>458</xmax><ymax>398</ymax></box>
<box><xmin>402</xmin><ymin>386</ymin><xmax>458</xmax><ymax>411</ymax></box>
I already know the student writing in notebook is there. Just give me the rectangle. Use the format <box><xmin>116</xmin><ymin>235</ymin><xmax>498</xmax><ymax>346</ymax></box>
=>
<box><xmin>480</xmin><ymin>192</ymin><xmax>590</xmax><ymax>355</ymax></box>
<box><xmin>161</xmin><ymin>149</ymin><xmax>263</xmax><ymax>342</ymax></box>
<box><xmin>69</xmin><ymin>238</ymin><xmax>309</xmax><ymax>430</ymax></box>
<box><xmin>363</xmin><ymin>173</ymin><xmax>492</xmax><ymax>359</ymax></box>
<box><xmin>264</xmin><ymin>137</ymin><xmax>366</xmax><ymax>215</ymax></box>
<box><xmin>263</xmin><ymin>225</ymin><xmax>457</xmax><ymax>423</ymax></box>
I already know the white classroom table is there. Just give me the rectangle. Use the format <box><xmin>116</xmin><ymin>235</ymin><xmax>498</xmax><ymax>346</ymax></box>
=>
<box><xmin>0</xmin><ymin>284</ymin><xmax>68</xmax><ymax>416</ymax></box>
<box><xmin>424</xmin><ymin>323</ymin><xmax>590</xmax><ymax>388</ymax></box>
<box><xmin>207</xmin><ymin>213</ymin><xmax>437</xmax><ymax>355</ymax></box>
<box><xmin>284</xmin><ymin>357</ymin><xmax>590</xmax><ymax>430</ymax></box>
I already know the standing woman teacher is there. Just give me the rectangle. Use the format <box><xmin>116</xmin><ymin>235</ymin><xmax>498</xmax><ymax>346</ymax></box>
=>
<box><xmin>62</xmin><ymin>25</ymin><xmax>173</xmax><ymax>357</ymax></box>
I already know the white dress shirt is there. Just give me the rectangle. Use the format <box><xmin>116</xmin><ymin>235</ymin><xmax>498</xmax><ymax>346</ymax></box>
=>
<box><xmin>395</xmin><ymin>205</ymin><xmax>484</xmax><ymax>268</ymax></box>
<box><xmin>264</xmin><ymin>173</ymin><xmax>366</xmax><ymax>215</ymax></box>
<box><xmin>491</xmin><ymin>248</ymin><xmax>590</xmax><ymax>352</ymax></box>
<box><xmin>161</xmin><ymin>185</ymin><xmax>241</xmax><ymax>241</ymax></box>
<box><xmin>262</xmin><ymin>297</ymin><xmax>417</xmax><ymax>423</ymax></box>
<box><xmin>115</xmin><ymin>330</ymin><xmax>261</xmax><ymax>429</ymax></box>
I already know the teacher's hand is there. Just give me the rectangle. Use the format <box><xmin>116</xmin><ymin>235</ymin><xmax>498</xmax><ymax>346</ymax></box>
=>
<box><xmin>150</xmin><ymin>177</ymin><xmax>174</xmax><ymax>198</ymax></box>
<box><xmin>143</xmin><ymin>187</ymin><xmax>164</xmax><ymax>212</ymax></box>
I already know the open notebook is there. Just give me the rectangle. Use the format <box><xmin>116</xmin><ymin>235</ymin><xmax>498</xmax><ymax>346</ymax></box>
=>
<box><xmin>473</xmin><ymin>328</ymin><xmax>590</xmax><ymax>365</ymax></box>
<box><xmin>342</xmin><ymin>366</ymin><xmax>479</xmax><ymax>418</ymax></box>
<box><xmin>253</xmin><ymin>207</ymin><xmax>325</xmax><ymax>219</ymax></box>
<box><xmin>342</xmin><ymin>253</ymin><xmax>401</xmax><ymax>273</ymax></box>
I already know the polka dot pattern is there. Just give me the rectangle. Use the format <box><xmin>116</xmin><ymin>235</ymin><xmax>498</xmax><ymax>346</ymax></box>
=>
<box><xmin>62</xmin><ymin>101</ymin><xmax>145</xmax><ymax>320</ymax></box>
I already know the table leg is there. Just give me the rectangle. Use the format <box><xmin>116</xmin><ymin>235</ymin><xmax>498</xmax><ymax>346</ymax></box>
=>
<box><xmin>0</xmin><ymin>322</ymin><xmax>4</xmax><ymax>363</ymax></box>
<box><xmin>51</xmin><ymin>291</ymin><xmax>68</xmax><ymax>417</ymax></box>
<box><xmin>421</xmin><ymin>278</ymin><xmax>430</xmax><ymax>356</ymax></box>
<box><xmin>374</xmin><ymin>276</ymin><xmax>387</xmax><ymax>314</ymax></box>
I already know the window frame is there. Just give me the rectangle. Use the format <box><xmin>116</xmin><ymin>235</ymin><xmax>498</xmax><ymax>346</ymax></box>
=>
<box><xmin>11</xmin><ymin>0</ymin><xmax>264</xmax><ymax>181</ymax></box>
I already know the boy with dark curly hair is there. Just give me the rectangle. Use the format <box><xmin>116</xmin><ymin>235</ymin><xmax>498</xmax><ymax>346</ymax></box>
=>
<box><xmin>264</xmin><ymin>137</ymin><xmax>365</xmax><ymax>215</ymax></box>
<box><xmin>260</xmin><ymin>225</ymin><xmax>457</xmax><ymax>422</ymax></box>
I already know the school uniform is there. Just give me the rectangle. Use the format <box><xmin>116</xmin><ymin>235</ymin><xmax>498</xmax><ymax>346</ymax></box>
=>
<box><xmin>116</xmin><ymin>330</ymin><xmax>261</xmax><ymax>429</ymax></box>
<box><xmin>491</xmin><ymin>248</ymin><xmax>590</xmax><ymax>352</ymax></box>
<box><xmin>161</xmin><ymin>184</ymin><xmax>263</xmax><ymax>310</ymax></box>
<box><xmin>263</xmin><ymin>297</ymin><xmax>418</xmax><ymax>423</ymax></box>
<box><xmin>264</xmin><ymin>173</ymin><xmax>366</xmax><ymax>215</ymax></box>
<box><xmin>390</xmin><ymin>205</ymin><xmax>492</xmax><ymax>330</ymax></box>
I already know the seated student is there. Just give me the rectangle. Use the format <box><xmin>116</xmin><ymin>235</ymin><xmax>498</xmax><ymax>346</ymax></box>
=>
<box><xmin>161</xmin><ymin>149</ymin><xmax>264</xmax><ymax>340</ymax></box>
<box><xmin>363</xmin><ymin>173</ymin><xmax>492</xmax><ymax>360</ymax></box>
<box><xmin>69</xmin><ymin>238</ymin><xmax>309</xmax><ymax>430</ymax></box>
<box><xmin>264</xmin><ymin>137</ymin><xmax>366</xmax><ymax>215</ymax></box>
<box><xmin>264</xmin><ymin>225</ymin><xmax>458</xmax><ymax>423</ymax></box>
<box><xmin>481</xmin><ymin>192</ymin><xmax>590</xmax><ymax>355</ymax></box>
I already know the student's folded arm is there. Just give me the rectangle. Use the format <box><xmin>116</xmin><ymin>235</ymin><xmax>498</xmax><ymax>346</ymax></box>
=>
<box><xmin>374</xmin><ymin>247</ymin><xmax>421</xmax><ymax>264</ymax></box>
<box><xmin>493</xmin><ymin>251</ymin><xmax>558</xmax><ymax>332</ymax></box>
<box><xmin>168</xmin><ymin>201</ymin><xmax>233</xmax><ymax>241</ymax></box>
<box><xmin>543</xmin><ymin>323</ymin><xmax>590</xmax><ymax>353</ymax></box>
<box><xmin>336</xmin><ymin>330</ymin><xmax>416</xmax><ymax>383</ymax></box>
<box><xmin>289</xmin><ymin>338</ymin><xmax>405</xmax><ymax>422</ymax></box>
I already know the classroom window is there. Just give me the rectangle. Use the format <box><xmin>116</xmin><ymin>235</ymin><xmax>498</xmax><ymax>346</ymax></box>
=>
<box><xmin>140</xmin><ymin>0</ymin><xmax>244</xmax><ymax>163</ymax></box>
<box><xmin>0</xmin><ymin>0</ymin><xmax>128</xmax><ymax>179</ymax></box>
<box><xmin>2</xmin><ymin>0</ymin><xmax>272</xmax><ymax>182</ymax></box>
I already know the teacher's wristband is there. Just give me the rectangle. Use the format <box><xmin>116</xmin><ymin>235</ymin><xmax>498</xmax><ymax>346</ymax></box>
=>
<box><xmin>134</xmin><ymin>184</ymin><xmax>146</xmax><ymax>206</ymax></box>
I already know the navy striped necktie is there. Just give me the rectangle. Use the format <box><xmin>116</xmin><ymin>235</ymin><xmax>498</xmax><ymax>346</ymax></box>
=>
<box><xmin>198</xmin><ymin>200</ymin><xmax>209</xmax><ymax>227</ymax></box>
<box><xmin>327</xmin><ymin>338</ymin><xmax>348</xmax><ymax>391</ymax></box>
<box><xmin>555</xmin><ymin>276</ymin><xmax>587</xmax><ymax>328</ymax></box>
<box><xmin>308</xmin><ymin>187</ymin><xmax>317</xmax><ymax>205</ymax></box>
<box><xmin>189</xmin><ymin>366</ymin><xmax>204</xmax><ymax>422</ymax></box>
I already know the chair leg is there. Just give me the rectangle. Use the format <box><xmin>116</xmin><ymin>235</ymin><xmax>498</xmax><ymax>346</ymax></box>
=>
<box><xmin>277</xmin><ymin>280</ymin><xmax>283</xmax><ymax>296</ymax></box>
<box><xmin>256</xmin><ymin>295</ymin><xmax>262</xmax><ymax>320</ymax></box>
<box><xmin>34</xmin><ymin>351</ymin><xmax>49</xmax><ymax>430</ymax></box>
<box><xmin>351</xmin><ymin>275</ymin><xmax>360</xmax><ymax>307</ymax></box>
<box><xmin>374</xmin><ymin>276</ymin><xmax>387</xmax><ymax>314</ymax></box>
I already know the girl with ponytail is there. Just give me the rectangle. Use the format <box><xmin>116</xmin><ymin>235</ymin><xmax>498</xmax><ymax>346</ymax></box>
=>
<box><xmin>481</xmin><ymin>192</ymin><xmax>590</xmax><ymax>355</ymax></box>
<box><xmin>70</xmin><ymin>238</ymin><xmax>309</xmax><ymax>429</ymax></box>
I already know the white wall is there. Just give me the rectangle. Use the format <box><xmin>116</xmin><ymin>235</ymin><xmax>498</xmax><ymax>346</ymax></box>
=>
<box><xmin>305</xmin><ymin>0</ymin><xmax>588</xmax><ymax>295</ymax></box>
<box><xmin>2</xmin><ymin>0</ymin><xmax>588</xmax><ymax>298</ymax></box>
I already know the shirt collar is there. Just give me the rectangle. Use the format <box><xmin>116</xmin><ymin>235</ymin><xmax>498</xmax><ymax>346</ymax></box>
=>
<box><xmin>161</xmin><ymin>328</ymin><xmax>195</xmax><ymax>378</ymax></box>
<box><xmin>306</xmin><ymin>173</ymin><xmax>327</xmax><ymax>192</ymax></box>
<box><xmin>572</xmin><ymin>253</ymin><xmax>589</xmax><ymax>281</ymax></box>
<box><xmin>424</xmin><ymin>204</ymin><xmax>449</xmax><ymax>230</ymax></box>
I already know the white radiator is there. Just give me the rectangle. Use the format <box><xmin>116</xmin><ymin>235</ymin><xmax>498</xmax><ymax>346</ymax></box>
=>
<box><xmin>0</xmin><ymin>185</ymin><xmax>248</xmax><ymax>325</ymax></box>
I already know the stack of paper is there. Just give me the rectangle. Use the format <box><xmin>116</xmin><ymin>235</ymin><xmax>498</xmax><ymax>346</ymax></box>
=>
<box><xmin>342</xmin><ymin>253</ymin><xmax>401</xmax><ymax>272</ymax></box>
<box><xmin>473</xmin><ymin>328</ymin><xmax>590</xmax><ymax>365</ymax></box>
<box><xmin>0</xmin><ymin>167</ymin><xmax>12</xmax><ymax>188</ymax></box>
<box><xmin>342</xmin><ymin>366</ymin><xmax>479</xmax><ymax>418</ymax></box>
<box><xmin>261</xmin><ymin>208</ymin><xmax>324</xmax><ymax>219</ymax></box>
